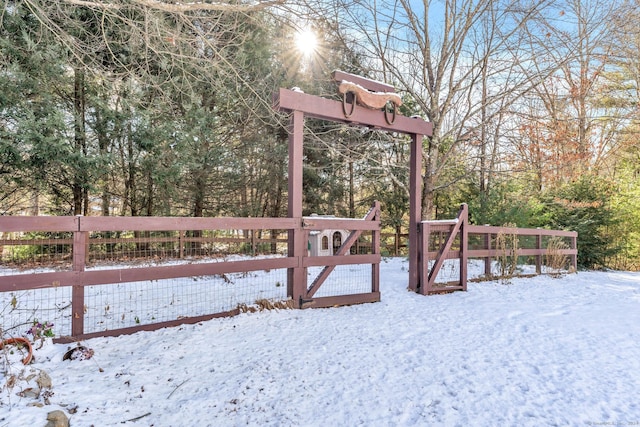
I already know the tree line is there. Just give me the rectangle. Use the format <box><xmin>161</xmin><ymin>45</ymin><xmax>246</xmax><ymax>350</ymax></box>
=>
<box><xmin>1</xmin><ymin>0</ymin><xmax>639</xmax><ymax>270</ymax></box>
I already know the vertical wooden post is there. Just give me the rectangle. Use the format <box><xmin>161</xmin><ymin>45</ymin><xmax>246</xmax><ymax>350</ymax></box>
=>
<box><xmin>371</xmin><ymin>201</ymin><xmax>380</xmax><ymax>293</ymax></box>
<box><xmin>460</xmin><ymin>204</ymin><xmax>468</xmax><ymax>291</ymax></box>
<box><xmin>408</xmin><ymin>133</ymin><xmax>422</xmax><ymax>292</ymax></box>
<box><xmin>395</xmin><ymin>232</ymin><xmax>399</xmax><ymax>256</ymax></box>
<box><xmin>72</xmin><ymin>218</ymin><xmax>87</xmax><ymax>338</ymax></box>
<box><xmin>251</xmin><ymin>229</ymin><xmax>256</xmax><ymax>256</ymax></box>
<box><xmin>570</xmin><ymin>234</ymin><xmax>578</xmax><ymax>272</ymax></box>
<box><xmin>535</xmin><ymin>230</ymin><xmax>542</xmax><ymax>274</ymax></box>
<box><xmin>484</xmin><ymin>228</ymin><xmax>492</xmax><ymax>277</ymax></box>
<box><xmin>419</xmin><ymin>222</ymin><xmax>429</xmax><ymax>295</ymax></box>
<box><xmin>287</xmin><ymin>110</ymin><xmax>306</xmax><ymax>307</ymax></box>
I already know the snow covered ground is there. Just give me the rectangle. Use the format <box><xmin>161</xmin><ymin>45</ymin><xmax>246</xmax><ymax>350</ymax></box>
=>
<box><xmin>2</xmin><ymin>257</ymin><xmax>640</xmax><ymax>426</ymax></box>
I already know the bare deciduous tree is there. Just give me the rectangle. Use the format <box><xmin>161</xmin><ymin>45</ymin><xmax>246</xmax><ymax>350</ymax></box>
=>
<box><xmin>329</xmin><ymin>0</ymin><xmax>556</xmax><ymax>219</ymax></box>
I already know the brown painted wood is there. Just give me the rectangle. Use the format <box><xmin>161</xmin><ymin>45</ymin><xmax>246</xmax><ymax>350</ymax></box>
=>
<box><xmin>72</xmin><ymin>231</ymin><xmax>88</xmax><ymax>337</ymax></box>
<box><xmin>275</xmin><ymin>78</ymin><xmax>431</xmax><ymax>302</ymax></box>
<box><xmin>0</xmin><ymin>259</ymin><xmax>298</xmax><ymax>291</ymax></box>
<box><xmin>78</xmin><ymin>216</ymin><xmax>298</xmax><ymax>232</ymax></box>
<box><xmin>418</xmin><ymin>222</ymin><xmax>429</xmax><ymax>295</ymax></box>
<box><xmin>274</xmin><ymin>88</ymin><xmax>432</xmax><ymax>136</ymax></box>
<box><xmin>418</xmin><ymin>212</ymin><xmax>578</xmax><ymax>291</ymax></box>
<box><xmin>408</xmin><ymin>134</ymin><xmax>422</xmax><ymax>292</ymax></box>
<box><xmin>468</xmin><ymin>248</ymin><xmax>577</xmax><ymax>258</ymax></box>
<box><xmin>371</xmin><ymin>201</ymin><xmax>381</xmax><ymax>293</ymax></box>
<box><xmin>427</xmin><ymin>248</ymin><xmax>577</xmax><ymax>259</ymax></box>
<box><xmin>300</xmin><ymin>292</ymin><xmax>381</xmax><ymax>309</ymax></box>
<box><xmin>302</xmin><ymin>218</ymin><xmax>380</xmax><ymax>230</ymax></box>
<box><xmin>287</xmin><ymin>110</ymin><xmax>307</xmax><ymax>307</ymax></box>
<box><xmin>54</xmin><ymin>308</ymin><xmax>240</xmax><ymax>343</ymax></box>
<box><xmin>535</xmin><ymin>233</ymin><xmax>542</xmax><ymax>274</ymax></box>
<box><xmin>570</xmin><ymin>235</ymin><xmax>578</xmax><ymax>271</ymax></box>
<box><xmin>460</xmin><ymin>205</ymin><xmax>468</xmax><ymax>291</ymax></box>
<box><xmin>421</xmin><ymin>204</ymin><xmax>467</xmax><ymax>294</ymax></box>
<box><xmin>0</xmin><ymin>238</ymin><xmax>74</xmax><ymax>246</ymax></box>
<box><xmin>303</xmin><ymin>254</ymin><xmax>380</xmax><ymax>268</ymax></box>
<box><xmin>0</xmin><ymin>271</ymin><xmax>76</xmax><ymax>292</ymax></box>
<box><xmin>427</xmin><ymin>286</ymin><xmax>464</xmax><ymax>295</ymax></box>
<box><xmin>0</xmin><ymin>216</ymin><xmax>77</xmax><ymax>232</ymax></box>
<box><xmin>467</xmin><ymin>225</ymin><xmax>577</xmax><ymax>237</ymax></box>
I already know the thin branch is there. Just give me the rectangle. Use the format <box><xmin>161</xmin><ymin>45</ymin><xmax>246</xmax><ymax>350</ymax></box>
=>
<box><xmin>60</xmin><ymin>0</ymin><xmax>286</xmax><ymax>12</ymax></box>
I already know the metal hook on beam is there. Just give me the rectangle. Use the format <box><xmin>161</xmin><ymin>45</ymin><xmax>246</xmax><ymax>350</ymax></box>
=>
<box><xmin>342</xmin><ymin>91</ymin><xmax>356</xmax><ymax>118</ymax></box>
<box><xmin>384</xmin><ymin>100</ymin><xmax>397</xmax><ymax>125</ymax></box>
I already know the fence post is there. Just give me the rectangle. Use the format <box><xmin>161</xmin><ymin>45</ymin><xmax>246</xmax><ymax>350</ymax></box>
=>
<box><xmin>251</xmin><ymin>229</ymin><xmax>256</xmax><ymax>256</ymax></box>
<box><xmin>419</xmin><ymin>222</ymin><xmax>429</xmax><ymax>295</ymax></box>
<box><xmin>287</xmin><ymin>110</ymin><xmax>306</xmax><ymax>307</ymax></box>
<box><xmin>71</xmin><ymin>219</ymin><xmax>87</xmax><ymax>338</ymax></box>
<box><xmin>460</xmin><ymin>204</ymin><xmax>468</xmax><ymax>291</ymax></box>
<box><xmin>408</xmin><ymin>133</ymin><xmax>422</xmax><ymax>292</ymax></box>
<box><xmin>372</xmin><ymin>201</ymin><xmax>381</xmax><ymax>293</ymax></box>
<box><xmin>570</xmin><ymin>234</ymin><xmax>578</xmax><ymax>271</ymax></box>
<box><xmin>484</xmin><ymin>227</ymin><xmax>492</xmax><ymax>277</ymax></box>
<box><xmin>535</xmin><ymin>230</ymin><xmax>542</xmax><ymax>274</ymax></box>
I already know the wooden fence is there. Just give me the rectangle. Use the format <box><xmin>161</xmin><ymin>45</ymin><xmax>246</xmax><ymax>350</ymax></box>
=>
<box><xmin>0</xmin><ymin>205</ymin><xmax>380</xmax><ymax>342</ymax></box>
<box><xmin>417</xmin><ymin>204</ymin><xmax>578</xmax><ymax>294</ymax></box>
<box><xmin>1</xmin><ymin>203</ymin><xmax>579</xmax><ymax>340</ymax></box>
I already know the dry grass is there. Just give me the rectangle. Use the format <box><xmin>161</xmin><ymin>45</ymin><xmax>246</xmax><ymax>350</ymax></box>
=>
<box><xmin>545</xmin><ymin>237</ymin><xmax>569</xmax><ymax>277</ymax></box>
<box><xmin>495</xmin><ymin>224</ymin><xmax>519</xmax><ymax>283</ymax></box>
<box><xmin>238</xmin><ymin>298</ymin><xmax>295</xmax><ymax>313</ymax></box>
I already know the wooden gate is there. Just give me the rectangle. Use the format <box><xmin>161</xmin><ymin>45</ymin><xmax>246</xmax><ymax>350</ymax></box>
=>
<box><xmin>418</xmin><ymin>204</ymin><xmax>468</xmax><ymax>294</ymax></box>
<box><xmin>297</xmin><ymin>202</ymin><xmax>381</xmax><ymax>308</ymax></box>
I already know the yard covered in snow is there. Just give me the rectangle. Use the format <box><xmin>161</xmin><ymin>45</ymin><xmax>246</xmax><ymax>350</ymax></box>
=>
<box><xmin>2</xmin><ymin>257</ymin><xmax>640</xmax><ymax>426</ymax></box>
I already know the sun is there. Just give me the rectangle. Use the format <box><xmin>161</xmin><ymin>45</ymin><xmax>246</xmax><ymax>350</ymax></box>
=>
<box><xmin>295</xmin><ymin>28</ymin><xmax>318</xmax><ymax>57</ymax></box>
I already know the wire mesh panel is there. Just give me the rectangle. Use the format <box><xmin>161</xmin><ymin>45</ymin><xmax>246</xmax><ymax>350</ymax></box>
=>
<box><xmin>467</xmin><ymin>229</ymin><xmax>577</xmax><ymax>280</ymax></box>
<box><xmin>82</xmin><ymin>267</ymin><xmax>288</xmax><ymax>334</ymax></box>
<box><xmin>0</xmin><ymin>231</ymin><xmax>73</xmax><ymax>275</ymax></box>
<box><xmin>541</xmin><ymin>235</ymin><xmax>575</xmax><ymax>274</ymax></box>
<box><xmin>0</xmin><ymin>228</ymin><xmax>75</xmax><ymax>338</ymax></box>
<box><xmin>0</xmin><ymin>286</ymin><xmax>73</xmax><ymax>338</ymax></box>
<box><xmin>428</xmin><ymin>259</ymin><xmax>461</xmax><ymax>285</ymax></box>
<box><xmin>79</xmin><ymin>225</ymin><xmax>291</xmax><ymax>336</ymax></box>
<box><xmin>87</xmin><ymin>229</ymin><xmax>289</xmax><ymax>266</ymax></box>
<box><xmin>311</xmin><ymin>264</ymin><xmax>372</xmax><ymax>298</ymax></box>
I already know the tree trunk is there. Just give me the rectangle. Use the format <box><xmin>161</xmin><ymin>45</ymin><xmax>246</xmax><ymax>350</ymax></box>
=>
<box><xmin>73</xmin><ymin>68</ymin><xmax>86</xmax><ymax>215</ymax></box>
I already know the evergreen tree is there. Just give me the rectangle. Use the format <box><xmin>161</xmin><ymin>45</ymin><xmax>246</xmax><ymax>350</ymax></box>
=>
<box><xmin>542</xmin><ymin>175</ymin><xmax>620</xmax><ymax>269</ymax></box>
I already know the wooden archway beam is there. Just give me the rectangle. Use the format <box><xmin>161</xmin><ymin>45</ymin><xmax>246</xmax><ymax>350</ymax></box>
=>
<box><xmin>273</xmin><ymin>88</ymin><xmax>432</xmax><ymax>136</ymax></box>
